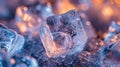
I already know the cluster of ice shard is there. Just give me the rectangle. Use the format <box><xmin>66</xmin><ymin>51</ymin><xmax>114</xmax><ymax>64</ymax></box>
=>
<box><xmin>0</xmin><ymin>24</ymin><xmax>25</xmax><ymax>57</ymax></box>
<box><xmin>39</xmin><ymin>10</ymin><xmax>88</xmax><ymax>58</ymax></box>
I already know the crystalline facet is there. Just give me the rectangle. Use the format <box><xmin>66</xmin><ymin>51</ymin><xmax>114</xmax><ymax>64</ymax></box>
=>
<box><xmin>100</xmin><ymin>33</ymin><xmax>120</xmax><ymax>67</ymax></box>
<box><xmin>0</xmin><ymin>24</ymin><xmax>25</xmax><ymax>57</ymax></box>
<box><xmin>12</xmin><ymin>56</ymin><xmax>38</xmax><ymax>67</ymax></box>
<box><xmin>109</xmin><ymin>33</ymin><xmax>120</xmax><ymax>57</ymax></box>
<box><xmin>39</xmin><ymin>10</ymin><xmax>88</xmax><ymax>58</ymax></box>
<box><xmin>105</xmin><ymin>21</ymin><xmax>120</xmax><ymax>42</ymax></box>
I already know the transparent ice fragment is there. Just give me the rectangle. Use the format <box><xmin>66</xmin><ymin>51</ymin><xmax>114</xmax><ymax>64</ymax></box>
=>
<box><xmin>0</xmin><ymin>24</ymin><xmax>25</xmax><ymax>57</ymax></box>
<box><xmin>39</xmin><ymin>10</ymin><xmax>88</xmax><ymax>58</ymax></box>
<box><xmin>12</xmin><ymin>56</ymin><xmax>38</xmax><ymax>67</ymax></box>
<box><xmin>99</xmin><ymin>33</ymin><xmax>120</xmax><ymax>67</ymax></box>
<box><xmin>109</xmin><ymin>33</ymin><xmax>120</xmax><ymax>57</ymax></box>
<box><xmin>105</xmin><ymin>21</ymin><xmax>120</xmax><ymax>42</ymax></box>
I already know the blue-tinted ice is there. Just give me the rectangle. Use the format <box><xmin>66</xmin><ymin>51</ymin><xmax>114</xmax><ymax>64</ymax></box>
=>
<box><xmin>102</xmin><ymin>28</ymin><xmax>120</xmax><ymax>67</ymax></box>
<box><xmin>0</xmin><ymin>24</ymin><xmax>25</xmax><ymax>57</ymax></box>
<box><xmin>39</xmin><ymin>10</ymin><xmax>88</xmax><ymax>58</ymax></box>
<box><xmin>101</xmin><ymin>39</ymin><xmax>120</xmax><ymax>67</ymax></box>
<box><xmin>12</xmin><ymin>56</ymin><xmax>38</xmax><ymax>67</ymax></box>
<box><xmin>105</xmin><ymin>21</ymin><xmax>120</xmax><ymax>42</ymax></box>
<box><xmin>0</xmin><ymin>51</ymin><xmax>11</xmax><ymax>67</ymax></box>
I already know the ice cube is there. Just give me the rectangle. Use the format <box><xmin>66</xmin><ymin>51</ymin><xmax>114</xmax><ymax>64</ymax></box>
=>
<box><xmin>39</xmin><ymin>10</ymin><xmax>88</xmax><ymax>58</ymax></box>
<box><xmin>0</xmin><ymin>24</ymin><xmax>25</xmax><ymax>57</ymax></box>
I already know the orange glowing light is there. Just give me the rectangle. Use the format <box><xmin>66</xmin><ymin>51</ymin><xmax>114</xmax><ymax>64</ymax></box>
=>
<box><xmin>16</xmin><ymin>6</ymin><xmax>28</xmax><ymax>18</ymax></box>
<box><xmin>109</xmin><ymin>26</ymin><xmax>115</xmax><ymax>32</ymax></box>
<box><xmin>79</xmin><ymin>4</ymin><xmax>89</xmax><ymax>11</ymax></box>
<box><xmin>92</xmin><ymin>0</ymin><xmax>103</xmax><ymax>6</ymax></box>
<box><xmin>23</xmin><ymin>14</ymin><xmax>32</xmax><ymax>21</ymax></box>
<box><xmin>111</xmin><ymin>35</ymin><xmax>118</xmax><ymax>42</ymax></box>
<box><xmin>28</xmin><ymin>22</ymin><xmax>34</xmax><ymax>28</ymax></box>
<box><xmin>23</xmin><ymin>6</ymin><xmax>28</xmax><ymax>11</ymax></box>
<box><xmin>115</xmin><ymin>0</ymin><xmax>120</xmax><ymax>6</ymax></box>
<box><xmin>110</xmin><ymin>0</ymin><xmax>120</xmax><ymax>7</ymax></box>
<box><xmin>15</xmin><ymin>6</ymin><xmax>42</xmax><ymax>35</ymax></box>
<box><xmin>86</xmin><ymin>21</ymin><xmax>91</xmax><ymax>26</ymax></box>
<box><xmin>57</xmin><ymin>0</ymin><xmax>76</xmax><ymax>14</ymax></box>
<box><xmin>102</xmin><ymin>6</ymin><xmax>113</xmax><ymax>17</ymax></box>
<box><xmin>10</xmin><ymin>59</ymin><xmax>16</xmax><ymax>64</ymax></box>
<box><xmin>103</xmin><ymin>33</ymin><xmax>107</xmax><ymax>39</ymax></box>
<box><xmin>16</xmin><ymin>23</ymin><xmax>27</xmax><ymax>33</ymax></box>
<box><xmin>117</xmin><ymin>21</ymin><xmax>120</xmax><ymax>25</ymax></box>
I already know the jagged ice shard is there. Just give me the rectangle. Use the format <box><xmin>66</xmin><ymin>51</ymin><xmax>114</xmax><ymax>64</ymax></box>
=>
<box><xmin>0</xmin><ymin>24</ymin><xmax>25</xmax><ymax>57</ymax></box>
<box><xmin>39</xmin><ymin>10</ymin><xmax>88</xmax><ymax>58</ymax></box>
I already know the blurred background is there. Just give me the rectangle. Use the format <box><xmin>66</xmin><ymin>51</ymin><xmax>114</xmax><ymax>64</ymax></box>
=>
<box><xmin>0</xmin><ymin>0</ymin><xmax>120</xmax><ymax>38</ymax></box>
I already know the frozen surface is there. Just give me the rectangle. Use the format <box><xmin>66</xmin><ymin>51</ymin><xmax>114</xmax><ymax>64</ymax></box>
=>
<box><xmin>105</xmin><ymin>21</ymin><xmax>120</xmax><ymax>42</ymax></box>
<box><xmin>12</xmin><ymin>56</ymin><xmax>38</xmax><ymax>67</ymax></box>
<box><xmin>102</xmin><ymin>33</ymin><xmax>120</xmax><ymax>67</ymax></box>
<box><xmin>0</xmin><ymin>51</ymin><xmax>11</xmax><ymax>67</ymax></box>
<box><xmin>0</xmin><ymin>24</ymin><xmax>25</xmax><ymax>57</ymax></box>
<box><xmin>39</xmin><ymin>10</ymin><xmax>88</xmax><ymax>58</ymax></box>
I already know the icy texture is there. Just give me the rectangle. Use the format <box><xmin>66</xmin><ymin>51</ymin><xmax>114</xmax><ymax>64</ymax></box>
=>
<box><xmin>105</xmin><ymin>21</ymin><xmax>120</xmax><ymax>42</ymax></box>
<box><xmin>13</xmin><ymin>56</ymin><xmax>38</xmax><ymax>67</ymax></box>
<box><xmin>108</xmin><ymin>33</ymin><xmax>120</xmax><ymax>57</ymax></box>
<box><xmin>80</xmin><ymin>38</ymin><xmax>104</xmax><ymax>67</ymax></box>
<box><xmin>0</xmin><ymin>24</ymin><xmax>25</xmax><ymax>57</ymax></box>
<box><xmin>100</xmin><ymin>33</ymin><xmax>120</xmax><ymax>67</ymax></box>
<box><xmin>39</xmin><ymin>10</ymin><xmax>88</xmax><ymax>58</ymax></box>
<box><xmin>104</xmin><ymin>21</ymin><xmax>120</xmax><ymax>56</ymax></box>
<box><xmin>0</xmin><ymin>51</ymin><xmax>11</xmax><ymax>67</ymax></box>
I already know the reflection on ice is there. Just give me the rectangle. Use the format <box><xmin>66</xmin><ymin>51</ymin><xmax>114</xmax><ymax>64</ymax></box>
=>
<box><xmin>39</xmin><ymin>10</ymin><xmax>88</xmax><ymax>58</ymax></box>
<box><xmin>0</xmin><ymin>24</ymin><xmax>25</xmax><ymax>57</ymax></box>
